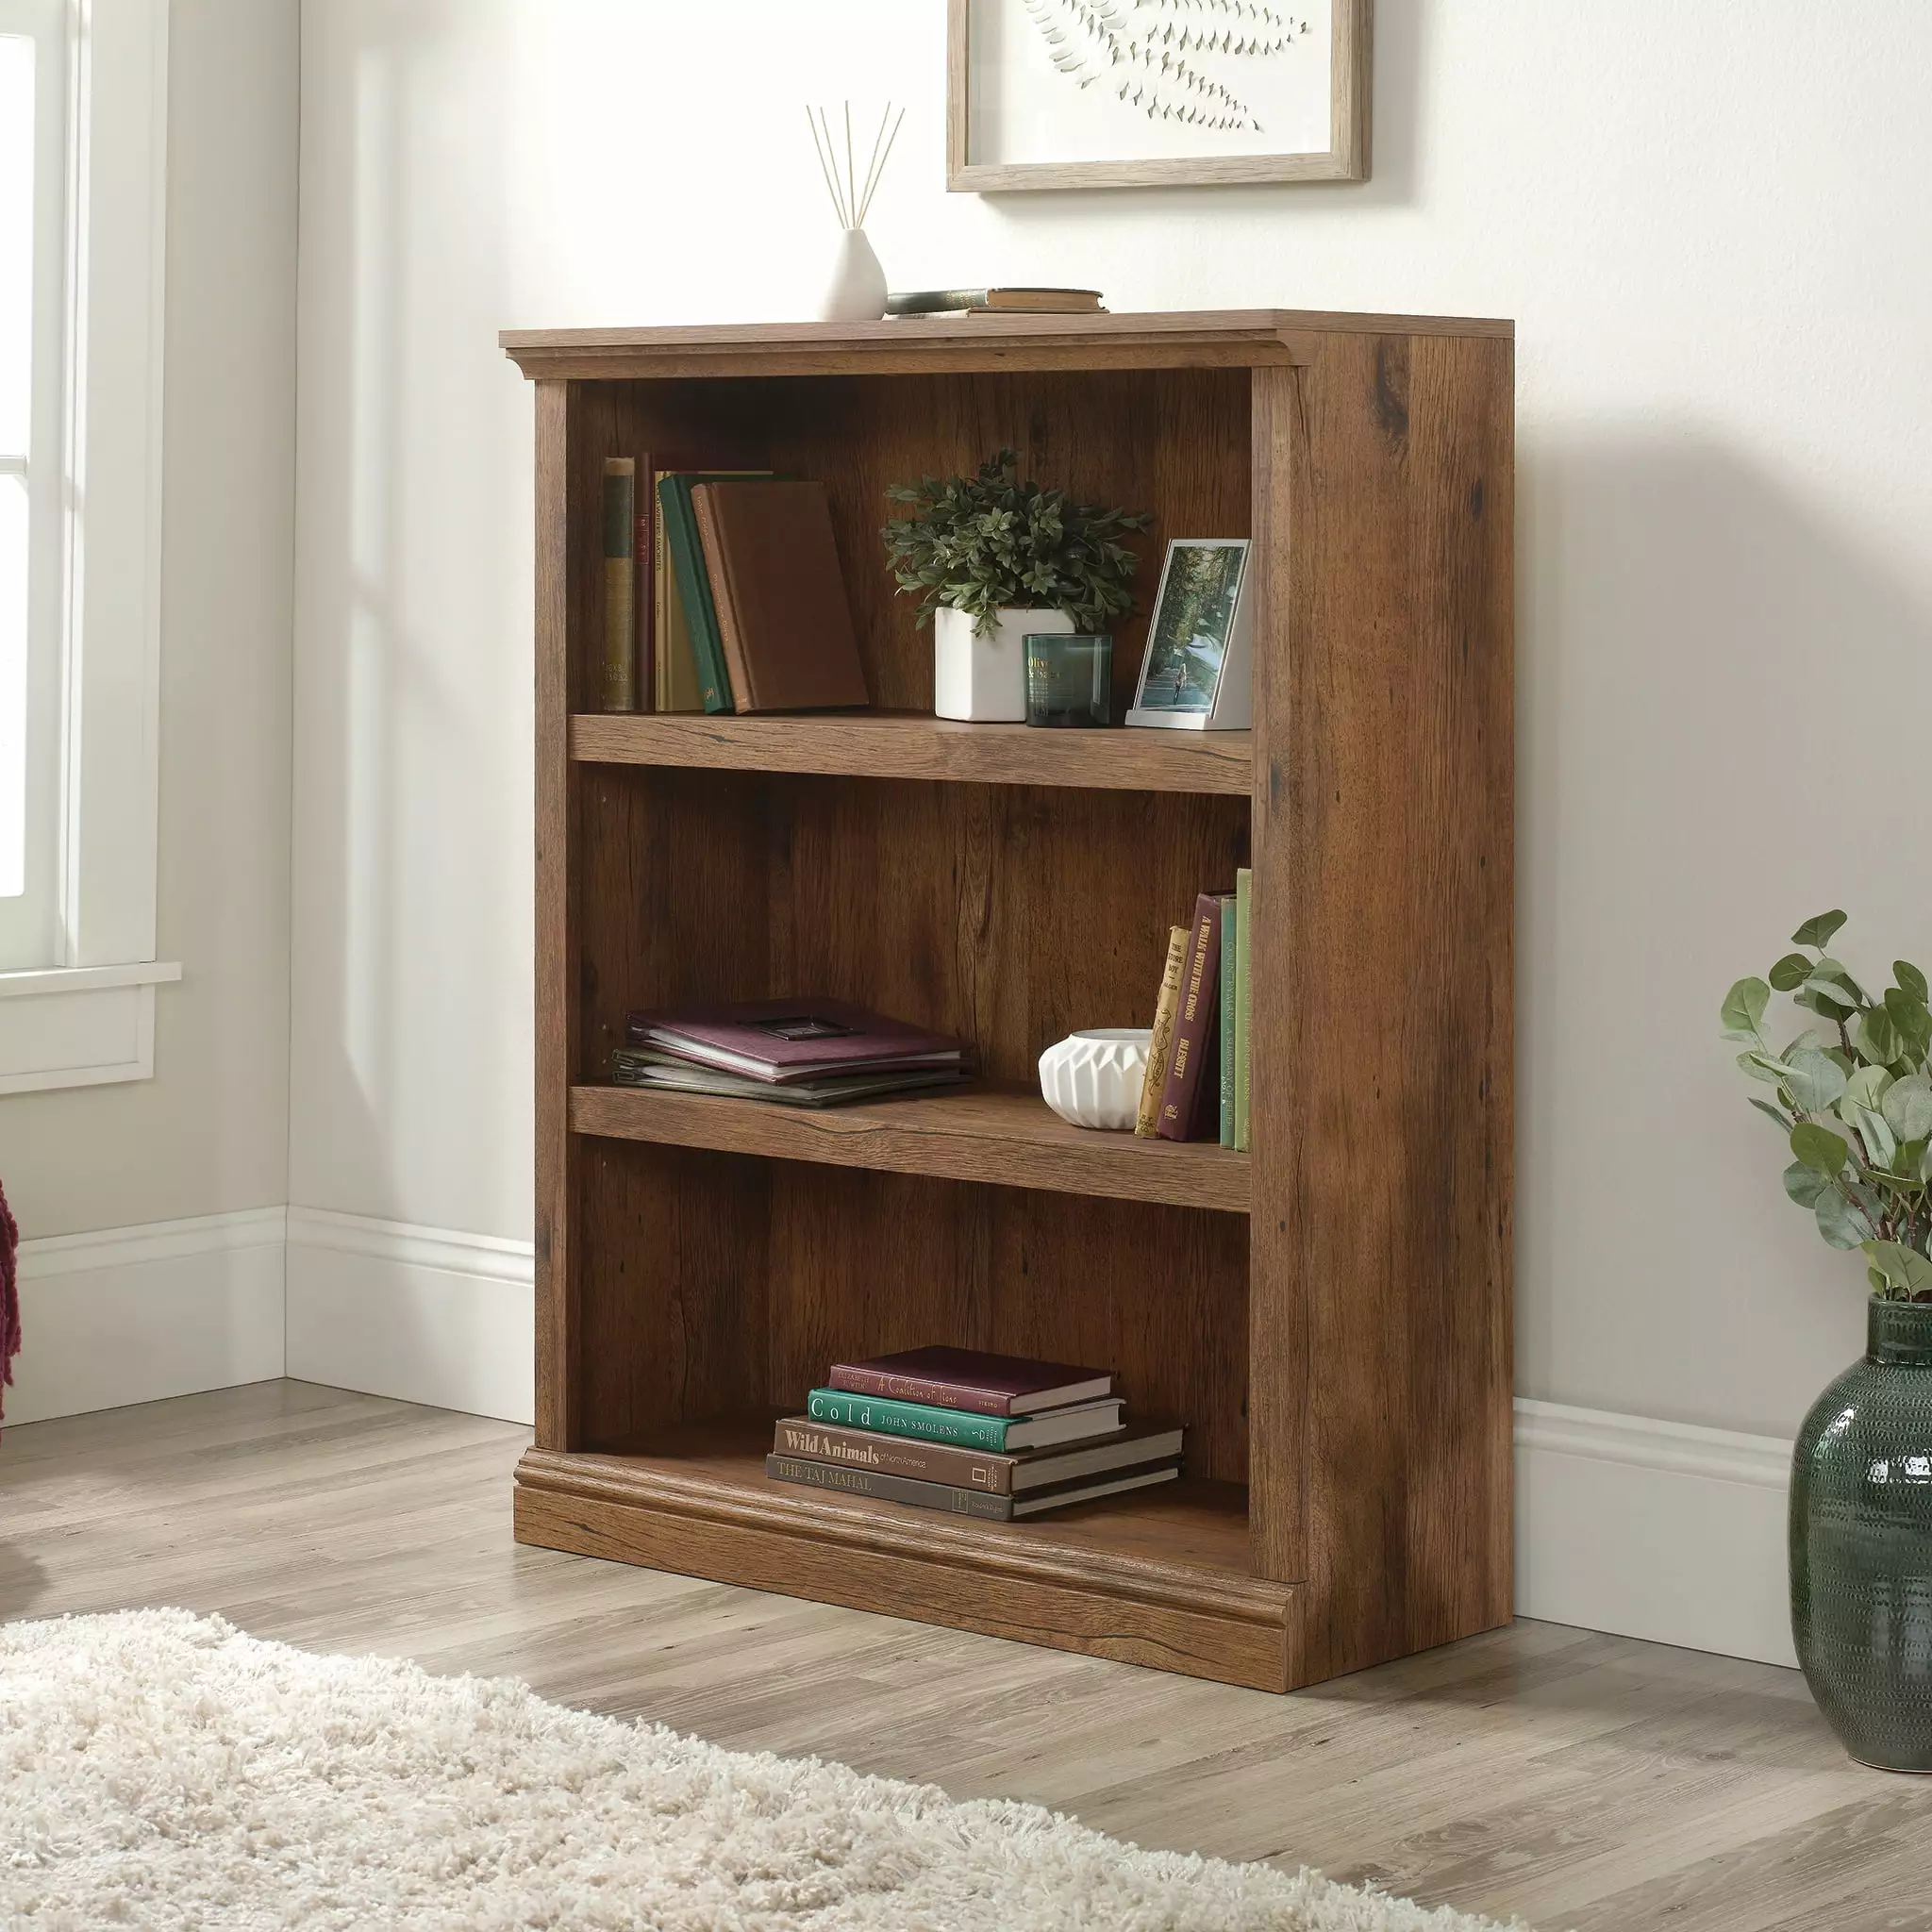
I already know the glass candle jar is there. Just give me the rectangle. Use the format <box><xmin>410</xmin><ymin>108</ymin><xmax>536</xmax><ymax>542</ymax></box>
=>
<box><xmin>1024</xmin><ymin>633</ymin><xmax>1112</xmax><ymax>728</ymax></box>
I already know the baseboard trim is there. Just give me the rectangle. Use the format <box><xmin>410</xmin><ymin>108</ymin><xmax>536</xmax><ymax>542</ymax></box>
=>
<box><xmin>1513</xmin><ymin>1395</ymin><xmax>1797</xmax><ymax>1668</ymax></box>
<box><xmin>9</xmin><ymin>1207</ymin><xmax>287</xmax><ymax>1425</ymax></box>
<box><xmin>284</xmin><ymin>1206</ymin><xmax>534</xmax><ymax>1426</ymax></box>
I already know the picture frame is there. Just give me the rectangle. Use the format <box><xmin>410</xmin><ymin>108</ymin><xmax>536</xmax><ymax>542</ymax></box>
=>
<box><xmin>1125</xmin><ymin>539</ymin><xmax>1253</xmax><ymax>733</ymax></box>
<box><xmin>947</xmin><ymin>0</ymin><xmax>1370</xmax><ymax>192</ymax></box>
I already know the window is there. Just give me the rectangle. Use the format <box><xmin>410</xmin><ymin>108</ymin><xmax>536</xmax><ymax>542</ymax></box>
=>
<box><xmin>0</xmin><ymin>0</ymin><xmax>177</xmax><ymax>1094</ymax></box>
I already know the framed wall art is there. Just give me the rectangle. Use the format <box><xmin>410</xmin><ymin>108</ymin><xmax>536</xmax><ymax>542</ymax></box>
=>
<box><xmin>947</xmin><ymin>0</ymin><xmax>1370</xmax><ymax>192</ymax></box>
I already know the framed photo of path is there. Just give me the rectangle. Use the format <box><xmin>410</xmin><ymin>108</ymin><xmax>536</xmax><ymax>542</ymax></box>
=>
<box><xmin>947</xmin><ymin>0</ymin><xmax>1370</xmax><ymax>192</ymax></box>
<box><xmin>1125</xmin><ymin>539</ymin><xmax>1253</xmax><ymax>733</ymax></box>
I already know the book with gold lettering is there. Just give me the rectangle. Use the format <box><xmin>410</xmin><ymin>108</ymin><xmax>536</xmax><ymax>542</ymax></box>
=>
<box><xmin>1134</xmin><ymin>924</ymin><xmax>1191</xmax><ymax>1139</ymax></box>
<box><xmin>1155</xmin><ymin>891</ymin><xmax>1225</xmax><ymax>1142</ymax></box>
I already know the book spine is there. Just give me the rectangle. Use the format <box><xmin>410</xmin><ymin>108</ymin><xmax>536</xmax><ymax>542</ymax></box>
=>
<box><xmin>660</xmin><ymin>476</ymin><xmax>735</xmax><ymax>715</ymax></box>
<box><xmin>766</xmin><ymin>1455</ymin><xmax>1014</xmax><ymax>1520</ymax></box>
<box><xmin>1135</xmin><ymin>924</ymin><xmax>1191</xmax><ymax>1139</ymax></box>
<box><xmin>600</xmin><ymin>458</ymin><xmax>636</xmax><ymax>711</ymax></box>
<box><xmin>635</xmin><ymin>451</ymin><xmax>654</xmax><ymax>713</ymax></box>
<box><xmin>825</xmin><ymin>1365</ymin><xmax>1012</xmax><ymax>1417</ymax></box>
<box><xmin>653</xmin><ymin>471</ymin><xmax>673</xmax><ymax>710</ymax></box>
<box><xmin>1156</xmin><ymin>893</ymin><xmax>1224</xmax><ymax>1142</ymax></box>
<box><xmin>806</xmin><ymin>1388</ymin><xmax>1010</xmax><ymax>1451</ymax></box>
<box><xmin>1219</xmin><ymin>894</ymin><xmax>1237</xmax><ymax>1148</ymax></box>
<box><xmin>773</xmin><ymin>1417</ymin><xmax>1016</xmax><ymax>1494</ymax></box>
<box><xmin>1234</xmin><ymin>867</ymin><xmax>1252</xmax><ymax>1153</ymax></box>
<box><xmin>692</xmin><ymin>487</ymin><xmax>756</xmax><ymax>714</ymax></box>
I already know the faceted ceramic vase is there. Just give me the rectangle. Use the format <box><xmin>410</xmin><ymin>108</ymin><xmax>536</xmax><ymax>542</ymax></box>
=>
<box><xmin>935</xmin><ymin>607</ymin><xmax>1074</xmax><ymax>722</ymax></box>
<box><xmin>1037</xmin><ymin>1029</ymin><xmax>1151</xmax><ymax>1132</ymax></box>
<box><xmin>1790</xmin><ymin>1296</ymin><xmax>1932</xmax><ymax>1771</ymax></box>
<box><xmin>817</xmin><ymin>228</ymin><xmax>887</xmax><ymax>323</ymax></box>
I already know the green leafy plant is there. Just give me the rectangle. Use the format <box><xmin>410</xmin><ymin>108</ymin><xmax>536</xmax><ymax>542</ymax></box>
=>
<box><xmin>1723</xmin><ymin>911</ymin><xmax>1932</xmax><ymax>1301</ymax></box>
<box><xmin>881</xmin><ymin>449</ymin><xmax>1153</xmax><ymax>636</ymax></box>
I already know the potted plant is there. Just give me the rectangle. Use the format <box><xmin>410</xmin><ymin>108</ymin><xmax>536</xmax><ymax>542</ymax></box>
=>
<box><xmin>881</xmin><ymin>449</ymin><xmax>1152</xmax><ymax>722</ymax></box>
<box><xmin>1722</xmin><ymin>909</ymin><xmax>1932</xmax><ymax>1770</ymax></box>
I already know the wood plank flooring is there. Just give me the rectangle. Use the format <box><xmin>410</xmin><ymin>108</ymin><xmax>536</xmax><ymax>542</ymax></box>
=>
<box><xmin>1</xmin><ymin>1380</ymin><xmax>1925</xmax><ymax>1930</ymax></box>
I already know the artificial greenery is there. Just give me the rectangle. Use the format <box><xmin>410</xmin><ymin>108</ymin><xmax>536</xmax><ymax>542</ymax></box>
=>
<box><xmin>881</xmin><ymin>449</ymin><xmax>1153</xmax><ymax>635</ymax></box>
<box><xmin>1723</xmin><ymin>911</ymin><xmax>1932</xmax><ymax>1301</ymax></box>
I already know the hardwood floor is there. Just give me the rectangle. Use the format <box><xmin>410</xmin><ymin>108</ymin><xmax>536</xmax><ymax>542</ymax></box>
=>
<box><xmin>2</xmin><ymin>1379</ymin><xmax>1925</xmax><ymax>1930</ymax></box>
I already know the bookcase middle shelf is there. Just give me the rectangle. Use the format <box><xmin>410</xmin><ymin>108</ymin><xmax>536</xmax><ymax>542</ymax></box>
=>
<box><xmin>569</xmin><ymin>1084</ymin><xmax>1251</xmax><ymax>1213</ymax></box>
<box><xmin>569</xmin><ymin>710</ymin><xmax>1255</xmax><ymax>796</ymax></box>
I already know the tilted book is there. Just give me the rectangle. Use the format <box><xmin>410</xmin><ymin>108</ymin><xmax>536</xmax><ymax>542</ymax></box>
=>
<box><xmin>773</xmin><ymin>1414</ymin><xmax>1185</xmax><ymax>1497</ymax></box>
<box><xmin>1156</xmin><ymin>892</ymin><xmax>1225</xmax><ymax>1142</ymax></box>
<box><xmin>1234</xmin><ymin>867</ymin><xmax>1253</xmax><ymax>1153</ymax></box>
<box><xmin>827</xmin><ymin>1345</ymin><xmax>1112</xmax><ymax>1417</ymax></box>
<box><xmin>658</xmin><ymin>470</ymin><xmax>773</xmax><ymax>714</ymax></box>
<box><xmin>1218</xmin><ymin>892</ymin><xmax>1238</xmax><ymax>1148</ymax></box>
<box><xmin>805</xmin><ymin>1388</ymin><xmax>1124</xmax><ymax>1453</ymax></box>
<box><xmin>1135</xmin><ymin>924</ymin><xmax>1191</xmax><ymax>1139</ymax></box>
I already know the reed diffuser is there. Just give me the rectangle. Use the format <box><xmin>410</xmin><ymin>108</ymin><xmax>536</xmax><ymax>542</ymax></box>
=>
<box><xmin>807</xmin><ymin>101</ymin><xmax>902</xmax><ymax>323</ymax></box>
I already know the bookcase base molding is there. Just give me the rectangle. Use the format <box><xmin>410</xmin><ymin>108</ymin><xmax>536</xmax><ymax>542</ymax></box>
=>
<box><xmin>505</xmin><ymin>311</ymin><xmax>1515</xmax><ymax>1695</ymax></box>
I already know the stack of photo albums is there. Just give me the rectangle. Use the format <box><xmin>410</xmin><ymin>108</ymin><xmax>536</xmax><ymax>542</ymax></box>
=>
<box><xmin>768</xmin><ymin>1346</ymin><xmax>1184</xmax><ymax>1522</ymax></box>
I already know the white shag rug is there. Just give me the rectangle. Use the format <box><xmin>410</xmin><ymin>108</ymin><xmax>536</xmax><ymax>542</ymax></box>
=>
<box><xmin>0</xmin><ymin>1609</ymin><xmax>1525</xmax><ymax>1931</ymax></box>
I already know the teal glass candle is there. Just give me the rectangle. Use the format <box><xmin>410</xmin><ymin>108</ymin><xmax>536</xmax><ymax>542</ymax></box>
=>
<box><xmin>1024</xmin><ymin>633</ymin><xmax>1112</xmax><ymax>728</ymax></box>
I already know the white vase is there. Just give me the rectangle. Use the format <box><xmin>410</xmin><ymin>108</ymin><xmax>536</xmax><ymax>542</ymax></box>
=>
<box><xmin>1038</xmin><ymin>1029</ymin><xmax>1153</xmax><ymax>1132</ymax></box>
<box><xmin>817</xmin><ymin>228</ymin><xmax>887</xmax><ymax>323</ymax></box>
<box><xmin>933</xmin><ymin>606</ymin><xmax>1074</xmax><ymax>723</ymax></box>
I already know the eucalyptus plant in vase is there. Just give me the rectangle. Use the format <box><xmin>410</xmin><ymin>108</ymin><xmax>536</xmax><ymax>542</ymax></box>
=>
<box><xmin>882</xmin><ymin>449</ymin><xmax>1152</xmax><ymax>722</ymax></box>
<box><xmin>1722</xmin><ymin>909</ymin><xmax>1932</xmax><ymax>1770</ymax></box>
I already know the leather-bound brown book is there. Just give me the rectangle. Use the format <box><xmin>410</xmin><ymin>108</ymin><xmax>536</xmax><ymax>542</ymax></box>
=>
<box><xmin>688</xmin><ymin>480</ymin><xmax>869</xmax><ymax>711</ymax></box>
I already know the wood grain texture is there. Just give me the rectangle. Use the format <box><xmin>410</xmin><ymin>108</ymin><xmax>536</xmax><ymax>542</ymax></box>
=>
<box><xmin>499</xmin><ymin>310</ymin><xmax>1515</xmax><ymax>384</ymax></box>
<box><xmin>571</xmin><ymin>1085</ymin><xmax>1251</xmax><ymax>1214</ymax></box>
<box><xmin>1247</xmin><ymin>336</ymin><xmax>1515</xmax><ymax>1665</ymax></box>
<box><xmin>569</xmin><ymin>712</ymin><xmax>1254</xmax><ymax>795</ymax></box>
<box><xmin>9</xmin><ymin>1385</ymin><xmax>1901</xmax><ymax>1932</ymax></box>
<box><xmin>954</xmin><ymin>0</ymin><xmax>1372</xmax><ymax>194</ymax></box>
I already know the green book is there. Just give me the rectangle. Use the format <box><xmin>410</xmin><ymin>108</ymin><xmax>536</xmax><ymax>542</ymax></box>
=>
<box><xmin>805</xmin><ymin>1387</ymin><xmax>1121</xmax><ymax>1452</ymax></box>
<box><xmin>657</xmin><ymin>471</ymin><xmax>770</xmax><ymax>715</ymax></box>
<box><xmin>1234</xmin><ymin>867</ymin><xmax>1253</xmax><ymax>1153</ymax></box>
<box><xmin>1219</xmin><ymin>893</ymin><xmax>1237</xmax><ymax>1147</ymax></box>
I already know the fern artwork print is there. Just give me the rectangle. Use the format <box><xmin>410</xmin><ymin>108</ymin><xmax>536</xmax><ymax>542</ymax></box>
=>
<box><xmin>952</xmin><ymin>0</ymin><xmax>1368</xmax><ymax>190</ymax></box>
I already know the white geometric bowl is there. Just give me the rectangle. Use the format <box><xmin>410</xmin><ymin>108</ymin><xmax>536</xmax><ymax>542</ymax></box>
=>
<box><xmin>1037</xmin><ymin>1028</ymin><xmax>1153</xmax><ymax>1132</ymax></box>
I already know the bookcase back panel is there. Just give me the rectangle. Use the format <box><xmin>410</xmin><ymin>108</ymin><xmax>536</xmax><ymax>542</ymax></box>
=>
<box><xmin>765</xmin><ymin>1166</ymin><xmax>1251</xmax><ymax>1484</ymax></box>
<box><xmin>586</xmin><ymin>367</ymin><xmax>1251</xmax><ymax>721</ymax></box>
<box><xmin>574</xmin><ymin>766</ymin><xmax>1249</xmax><ymax>1087</ymax></box>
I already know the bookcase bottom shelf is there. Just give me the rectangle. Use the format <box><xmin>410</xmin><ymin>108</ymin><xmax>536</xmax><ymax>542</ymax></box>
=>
<box><xmin>513</xmin><ymin>1415</ymin><xmax>1298</xmax><ymax>1691</ymax></box>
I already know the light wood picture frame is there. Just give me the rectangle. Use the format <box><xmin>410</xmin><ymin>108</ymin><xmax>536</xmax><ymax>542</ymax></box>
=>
<box><xmin>947</xmin><ymin>0</ymin><xmax>1370</xmax><ymax>192</ymax></box>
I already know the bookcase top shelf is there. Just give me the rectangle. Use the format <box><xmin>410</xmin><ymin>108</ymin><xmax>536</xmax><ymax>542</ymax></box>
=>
<box><xmin>570</xmin><ymin>711</ymin><xmax>1253</xmax><ymax>795</ymax></box>
<box><xmin>571</xmin><ymin>1083</ymin><xmax>1251</xmax><ymax>1214</ymax></box>
<box><xmin>501</xmin><ymin>308</ymin><xmax>1514</xmax><ymax>381</ymax></box>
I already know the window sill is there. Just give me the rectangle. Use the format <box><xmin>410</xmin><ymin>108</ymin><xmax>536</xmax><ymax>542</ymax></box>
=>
<box><xmin>0</xmin><ymin>961</ymin><xmax>182</xmax><ymax>1094</ymax></box>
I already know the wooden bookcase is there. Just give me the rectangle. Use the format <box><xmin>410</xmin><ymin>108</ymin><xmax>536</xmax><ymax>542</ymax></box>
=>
<box><xmin>502</xmin><ymin>311</ymin><xmax>1514</xmax><ymax>1692</ymax></box>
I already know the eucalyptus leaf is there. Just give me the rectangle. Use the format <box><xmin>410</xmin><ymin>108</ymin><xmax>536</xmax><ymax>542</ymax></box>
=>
<box><xmin>1750</xmin><ymin>1097</ymin><xmax>1792</xmax><ymax>1130</ymax></box>
<box><xmin>1784</xmin><ymin>1048</ymin><xmax>1848</xmax><ymax>1114</ymax></box>
<box><xmin>1800</xmin><ymin>975</ymin><xmax>1861</xmax><ymax>1011</ymax></box>
<box><xmin>1817</xmin><ymin>1188</ymin><xmax>1874</xmax><ymax>1249</ymax></box>
<box><xmin>1791</xmin><ymin>1120</ymin><xmax>1853</xmax><ymax>1178</ymax></box>
<box><xmin>1720</xmin><ymin>977</ymin><xmax>1771</xmax><ymax>1041</ymax></box>
<box><xmin>1882</xmin><ymin>1074</ymin><xmax>1932</xmax><ymax>1143</ymax></box>
<box><xmin>1862</xmin><ymin>1240</ymin><xmax>1932</xmax><ymax>1297</ymax></box>
<box><xmin>1793</xmin><ymin>910</ymin><xmax>1849</xmax><ymax>949</ymax></box>
<box><xmin>1737</xmin><ymin>1052</ymin><xmax>1792</xmax><ymax>1084</ymax></box>
<box><xmin>1784</xmin><ymin>1161</ymin><xmax>1830</xmax><ymax>1208</ymax></box>
<box><xmin>1851</xmin><ymin>1007</ymin><xmax>1902</xmax><ymax>1067</ymax></box>
<box><xmin>1768</xmin><ymin>953</ymin><xmax>1813</xmax><ymax>992</ymax></box>
<box><xmin>1872</xmin><ymin>1266</ymin><xmax>1892</xmax><ymax>1296</ymax></box>
<box><xmin>1845</xmin><ymin>1104</ymin><xmax>1897</xmax><ymax>1170</ymax></box>
<box><xmin>1843</xmin><ymin>1064</ymin><xmax>1894</xmax><ymax>1111</ymax></box>
<box><xmin>1782</xmin><ymin>1029</ymin><xmax>1830</xmax><ymax>1059</ymax></box>
<box><xmin>1884</xmin><ymin>987</ymin><xmax>1932</xmax><ymax>1059</ymax></box>
<box><xmin>1897</xmin><ymin>961</ymin><xmax>1930</xmax><ymax>1005</ymax></box>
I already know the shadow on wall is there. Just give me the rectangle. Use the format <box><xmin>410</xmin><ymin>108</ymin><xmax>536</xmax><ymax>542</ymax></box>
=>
<box><xmin>1516</xmin><ymin>429</ymin><xmax>1932</xmax><ymax>1432</ymax></box>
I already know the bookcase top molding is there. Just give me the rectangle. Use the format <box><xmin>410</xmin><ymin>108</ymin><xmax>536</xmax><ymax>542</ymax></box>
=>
<box><xmin>499</xmin><ymin>308</ymin><xmax>1515</xmax><ymax>382</ymax></box>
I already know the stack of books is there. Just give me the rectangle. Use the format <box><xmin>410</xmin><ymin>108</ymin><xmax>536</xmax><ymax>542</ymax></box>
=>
<box><xmin>766</xmin><ymin>1346</ymin><xmax>1183</xmax><ymax>1522</ymax></box>
<box><xmin>615</xmin><ymin>997</ymin><xmax>970</xmax><ymax>1108</ymax></box>
<box><xmin>601</xmin><ymin>464</ymin><xmax>870</xmax><ymax>718</ymax></box>
<box><xmin>883</xmin><ymin>287</ymin><xmax>1107</xmax><ymax>319</ymax></box>
<box><xmin>1135</xmin><ymin>867</ymin><xmax>1254</xmax><ymax>1147</ymax></box>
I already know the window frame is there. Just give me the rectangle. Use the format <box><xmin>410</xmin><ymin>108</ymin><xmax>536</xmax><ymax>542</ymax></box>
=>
<box><xmin>0</xmin><ymin>0</ymin><xmax>178</xmax><ymax>1095</ymax></box>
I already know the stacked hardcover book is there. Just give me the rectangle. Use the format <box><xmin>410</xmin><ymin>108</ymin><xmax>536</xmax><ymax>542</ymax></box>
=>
<box><xmin>615</xmin><ymin>997</ymin><xmax>970</xmax><ymax>1108</ymax></box>
<box><xmin>883</xmin><ymin>286</ymin><xmax>1107</xmax><ymax>319</ymax></box>
<box><xmin>766</xmin><ymin>1346</ymin><xmax>1183</xmax><ymax>1521</ymax></box>
<box><xmin>600</xmin><ymin>462</ymin><xmax>870</xmax><ymax>718</ymax></box>
<box><xmin>1135</xmin><ymin>866</ymin><xmax>1255</xmax><ymax>1147</ymax></box>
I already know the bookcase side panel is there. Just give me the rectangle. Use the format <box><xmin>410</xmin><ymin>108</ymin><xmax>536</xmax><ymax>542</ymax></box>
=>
<box><xmin>1274</xmin><ymin>333</ymin><xmax>1515</xmax><ymax>1679</ymax></box>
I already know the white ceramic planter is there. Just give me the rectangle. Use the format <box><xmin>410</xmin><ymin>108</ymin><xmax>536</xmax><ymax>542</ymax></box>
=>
<box><xmin>1038</xmin><ymin>1028</ymin><xmax>1153</xmax><ymax>1132</ymax></box>
<box><xmin>934</xmin><ymin>606</ymin><xmax>1074</xmax><ymax>723</ymax></box>
<box><xmin>817</xmin><ymin>229</ymin><xmax>887</xmax><ymax>323</ymax></box>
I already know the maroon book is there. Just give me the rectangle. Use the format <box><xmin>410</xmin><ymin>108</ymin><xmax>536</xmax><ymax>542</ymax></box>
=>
<box><xmin>827</xmin><ymin>1346</ymin><xmax>1114</xmax><ymax>1417</ymax></box>
<box><xmin>625</xmin><ymin>997</ymin><xmax>965</xmax><ymax>1085</ymax></box>
<box><xmin>1155</xmin><ymin>892</ymin><xmax>1224</xmax><ymax>1142</ymax></box>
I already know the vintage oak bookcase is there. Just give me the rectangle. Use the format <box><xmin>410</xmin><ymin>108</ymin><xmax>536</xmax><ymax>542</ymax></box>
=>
<box><xmin>502</xmin><ymin>311</ymin><xmax>1513</xmax><ymax>1692</ymax></box>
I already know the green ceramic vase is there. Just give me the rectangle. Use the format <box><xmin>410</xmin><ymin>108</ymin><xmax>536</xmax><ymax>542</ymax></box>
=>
<box><xmin>1790</xmin><ymin>1296</ymin><xmax>1932</xmax><ymax>1771</ymax></box>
